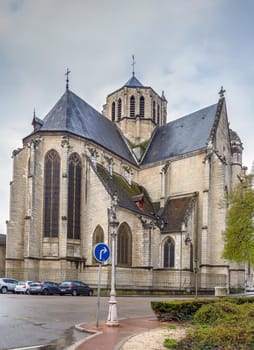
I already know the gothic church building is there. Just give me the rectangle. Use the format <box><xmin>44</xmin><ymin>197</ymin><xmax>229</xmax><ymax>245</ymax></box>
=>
<box><xmin>6</xmin><ymin>71</ymin><xmax>245</xmax><ymax>292</ymax></box>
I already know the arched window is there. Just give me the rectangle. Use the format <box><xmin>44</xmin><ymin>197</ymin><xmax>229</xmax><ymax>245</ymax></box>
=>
<box><xmin>68</xmin><ymin>153</ymin><xmax>82</xmax><ymax>239</ymax></box>
<box><xmin>111</xmin><ymin>102</ymin><xmax>115</xmax><ymax>122</ymax></box>
<box><xmin>152</xmin><ymin>101</ymin><xmax>156</xmax><ymax>122</ymax></box>
<box><xmin>157</xmin><ymin>104</ymin><xmax>160</xmax><ymax>124</ymax></box>
<box><xmin>117</xmin><ymin>99</ymin><xmax>122</xmax><ymax>120</ymax></box>
<box><xmin>163</xmin><ymin>237</ymin><xmax>175</xmax><ymax>268</ymax></box>
<box><xmin>130</xmin><ymin>96</ymin><xmax>135</xmax><ymax>118</ymax></box>
<box><xmin>117</xmin><ymin>222</ymin><xmax>132</xmax><ymax>266</ymax></box>
<box><xmin>92</xmin><ymin>225</ymin><xmax>104</xmax><ymax>264</ymax></box>
<box><xmin>139</xmin><ymin>96</ymin><xmax>145</xmax><ymax>118</ymax></box>
<box><xmin>44</xmin><ymin>150</ymin><xmax>60</xmax><ymax>237</ymax></box>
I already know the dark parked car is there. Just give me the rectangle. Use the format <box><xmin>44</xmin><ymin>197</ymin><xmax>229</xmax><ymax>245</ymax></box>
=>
<box><xmin>28</xmin><ymin>281</ymin><xmax>60</xmax><ymax>295</ymax></box>
<box><xmin>59</xmin><ymin>281</ymin><xmax>93</xmax><ymax>296</ymax></box>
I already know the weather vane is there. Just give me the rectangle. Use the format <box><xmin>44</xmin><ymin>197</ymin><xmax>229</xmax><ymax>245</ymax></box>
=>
<box><xmin>65</xmin><ymin>68</ymin><xmax>71</xmax><ymax>90</ymax></box>
<box><xmin>131</xmin><ymin>55</ymin><xmax>136</xmax><ymax>77</ymax></box>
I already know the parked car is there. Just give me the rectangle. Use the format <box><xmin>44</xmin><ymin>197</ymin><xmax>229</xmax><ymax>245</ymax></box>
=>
<box><xmin>59</xmin><ymin>281</ymin><xmax>93</xmax><ymax>296</ymax></box>
<box><xmin>28</xmin><ymin>281</ymin><xmax>60</xmax><ymax>295</ymax></box>
<box><xmin>0</xmin><ymin>278</ymin><xmax>18</xmax><ymax>294</ymax></box>
<box><xmin>15</xmin><ymin>281</ymin><xmax>32</xmax><ymax>294</ymax></box>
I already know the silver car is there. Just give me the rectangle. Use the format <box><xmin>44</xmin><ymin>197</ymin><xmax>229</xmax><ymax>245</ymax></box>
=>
<box><xmin>0</xmin><ymin>277</ymin><xmax>18</xmax><ymax>294</ymax></box>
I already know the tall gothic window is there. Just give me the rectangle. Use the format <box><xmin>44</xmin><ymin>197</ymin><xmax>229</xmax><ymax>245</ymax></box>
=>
<box><xmin>117</xmin><ymin>222</ymin><xmax>132</xmax><ymax>266</ymax></box>
<box><xmin>139</xmin><ymin>96</ymin><xmax>145</xmax><ymax>118</ymax></box>
<box><xmin>111</xmin><ymin>102</ymin><xmax>115</xmax><ymax>122</ymax></box>
<box><xmin>157</xmin><ymin>104</ymin><xmax>160</xmax><ymax>124</ymax></box>
<box><xmin>44</xmin><ymin>150</ymin><xmax>60</xmax><ymax>237</ymax></box>
<box><xmin>163</xmin><ymin>237</ymin><xmax>175</xmax><ymax>268</ymax></box>
<box><xmin>68</xmin><ymin>153</ymin><xmax>82</xmax><ymax>239</ymax></box>
<box><xmin>152</xmin><ymin>101</ymin><xmax>156</xmax><ymax>122</ymax></box>
<box><xmin>92</xmin><ymin>225</ymin><xmax>104</xmax><ymax>264</ymax></box>
<box><xmin>130</xmin><ymin>96</ymin><xmax>135</xmax><ymax>118</ymax></box>
<box><xmin>117</xmin><ymin>98</ymin><xmax>122</xmax><ymax>120</ymax></box>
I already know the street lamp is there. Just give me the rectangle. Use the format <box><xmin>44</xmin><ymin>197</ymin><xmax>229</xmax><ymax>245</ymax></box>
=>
<box><xmin>106</xmin><ymin>193</ymin><xmax>119</xmax><ymax>327</ymax></box>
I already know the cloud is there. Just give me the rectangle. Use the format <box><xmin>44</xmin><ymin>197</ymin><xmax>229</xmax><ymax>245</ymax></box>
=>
<box><xmin>0</xmin><ymin>0</ymin><xmax>254</xmax><ymax>233</ymax></box>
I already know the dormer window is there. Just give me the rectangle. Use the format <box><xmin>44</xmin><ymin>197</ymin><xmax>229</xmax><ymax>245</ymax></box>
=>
<box><xmin>130</xmin><ymin>96</ymin><xmax>135</xmax><ymax>118</ymax></box>
<box><xmin>140</xmin><ymin>96</ymin><xmax>145</xmax><ymax>118</ymax></box>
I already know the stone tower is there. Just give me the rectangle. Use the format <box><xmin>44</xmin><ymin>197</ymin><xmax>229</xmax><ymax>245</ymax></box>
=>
<box><xmin>102</xmin><ymin>73</ymin><xmax>167</xmax><ymax>159</ymax></box>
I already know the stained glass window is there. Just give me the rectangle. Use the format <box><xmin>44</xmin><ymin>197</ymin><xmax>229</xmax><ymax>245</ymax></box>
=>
<box><xmin>44</xmin><ymin>150</ymin><xmax>60</xmax><ymax>237</ymax></box>
<box><xmin>68</xmin><ymin>153</ymin><xmax>82</xmax><ymax>239</ymax></box>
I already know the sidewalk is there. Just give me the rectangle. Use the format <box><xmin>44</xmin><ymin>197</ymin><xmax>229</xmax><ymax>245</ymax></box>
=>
<box><xmin>69</xmin><ymin>316</ymin><xmax>168</xmax><ymax>350</ymax></box>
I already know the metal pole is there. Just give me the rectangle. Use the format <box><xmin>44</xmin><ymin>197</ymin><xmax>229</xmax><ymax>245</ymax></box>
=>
<box><xmin>107</xmin><ymin>193</ymin><xmax>119</xmax><ymax>327</ymax></box>
<box><xmin>180</xmin><ymin>230</ymin><xmax>182</xmax><ymax>291</ymax></box>
<box><xmin>96</xmin><ymin>263</ymin><xmax>102</xmax><ymax>328</ymax></box>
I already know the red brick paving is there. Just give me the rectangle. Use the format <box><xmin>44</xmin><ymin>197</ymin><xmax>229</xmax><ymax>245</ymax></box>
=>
<box><xmin>74</xmin><ymin>316</ymin><xmax>168</xmax><ymax>350</ymax></box>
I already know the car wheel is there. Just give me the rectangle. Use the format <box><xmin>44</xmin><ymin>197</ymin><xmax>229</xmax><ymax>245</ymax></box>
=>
<box><xmin>42</xmin><ymin>289</ymin><xmax>49</xmax><ymax>295</ymax></box>
<box><xmin>72</xmin><ymin>289</ymin><xmax>78</xmax><ymax>296</ymax></box>
<box><xmin>88</xmin><ymin>290</ymin><xmax>93</xmax><ymax>296</ymax></box>
<box><xmin>1</xmin><ymin>286</ymin><xmax>8</xmax><ymax>294</ymax></box>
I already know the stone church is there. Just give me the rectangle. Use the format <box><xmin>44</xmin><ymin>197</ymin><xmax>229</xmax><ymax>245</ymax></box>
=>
<box><xmin>6</xmin><ymin>69</ymin><xmax>245</xmax><ymax>292</ymax></box>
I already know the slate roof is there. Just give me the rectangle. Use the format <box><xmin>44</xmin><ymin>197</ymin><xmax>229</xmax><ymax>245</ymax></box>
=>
<box><xmin>142</xmin><ymin>103</ymin><xmax>219</xmax><ymax>165</ymax></box>
<box><xmin>161</xmin><ymin>196</ymin><xmax>194</xmax><ymax>233</ymax></box>
<box><xmin>28</xmin><ymin>85</ymin><xmax>225</xmax><ymax>168</ymax></box>
<box><xmin>124</xmin><ymin>74</ymin><xmax>143</xmax><ymax>87</ymax></box>
<box><xmin>95</xmin><ymin>163</ymin><xmax>155</xmax><ymax>217</ymax></box>
<box><xmin>31</xmin><ymin>89</ymin><xmax>136</xmax><ymax>165</ymax></box>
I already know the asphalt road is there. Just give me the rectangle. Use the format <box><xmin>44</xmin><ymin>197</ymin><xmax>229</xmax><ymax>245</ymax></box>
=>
<box><xmin>0</xmin><ymin>293</ymin><xmax>167</xmax><ymax>350</ymax></box>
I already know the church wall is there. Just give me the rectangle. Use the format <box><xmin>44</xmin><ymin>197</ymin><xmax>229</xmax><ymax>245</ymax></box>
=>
<box><xmin>0</xmin><ymin>244</ymin><xmax>6</xmax><ymax>276</ymax></box>
<box><xmin>117</xmin><ymin>118</ymin><xmax>155</xmax><ymax>145</ymax></box>
<box><xmin>208</xmin><ymin>107</ymin><xmax>234</xmax><ymax>266</ymax></box>
<box><xmin>139</xmin><ymin>153</ymin><xmax>206</xmax><ymax>203</ymax></box>
<box><xmin>83</xmin><ymin>161</ymin><xmax>111</xmax><ymax>264</ymax></box>
<box><xmin>6</xmin><ymin>147</ymin><xmax>29</xmax><ymax>262</ymax></box>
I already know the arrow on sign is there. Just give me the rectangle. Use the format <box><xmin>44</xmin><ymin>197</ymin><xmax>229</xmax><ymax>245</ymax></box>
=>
<box><xmin>99</xmin><ymin>246</ymin><xmax>108</xmax><ymax>260</ymax></box>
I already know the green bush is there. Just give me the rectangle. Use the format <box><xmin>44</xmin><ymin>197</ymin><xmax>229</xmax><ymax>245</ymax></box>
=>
<box><xmin>176</xmin><ymin>324</ymin><xmax>254</xmax><ymax>350</ymax></box>
<box><xmin>151</xmin><ymin>296</ymin><xmax>254</xmax><ymax>322</ymax></box>
<box><xmin>193</xmin><ymin>301</ymin><xmax>239</xmax><ymax>325</ymax></box>
<box><xmin>171</xmin><ymin>301</ymin><xmax>254</xmax><ymax>349</ymax></box>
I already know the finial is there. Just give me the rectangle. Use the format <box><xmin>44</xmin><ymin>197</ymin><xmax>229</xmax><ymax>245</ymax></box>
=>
<box><xmin>65</xmin><ymin>68</ymin><xmax>71</xmax><ymax>90</ymax></box>
<box><xmin>131</xmin><ymin>55</ymin><xmax>136</xmax><ymax>77</ymax></box>
<box><xmin>218</xmin><ymin>86</ymin><xmax>226</xmax><ymax>98</ymax></box>
<box><xmin>32</xmin><ymin>108</ymin><xmax>37</xmax><ymax>131</ymax></box>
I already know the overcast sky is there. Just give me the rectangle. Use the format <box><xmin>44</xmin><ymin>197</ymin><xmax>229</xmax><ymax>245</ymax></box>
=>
<box><xmin>0</xmin><ymin>0</ymin><xmax>254</xmax><ymax>234</ymax></box>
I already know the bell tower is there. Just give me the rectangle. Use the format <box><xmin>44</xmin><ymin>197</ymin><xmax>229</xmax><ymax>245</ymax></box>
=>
<box><xmin>102</xmin><ymin>61</ymin><xmax>167</xmax><ymax>148</ymax></box>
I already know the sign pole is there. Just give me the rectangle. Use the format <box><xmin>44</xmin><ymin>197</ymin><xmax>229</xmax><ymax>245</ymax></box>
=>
<box><xmin>93</xmin><ymin>243</ymin><xmax>111</xmax><ymax>328</ymax></box>
<box><xmin>96</xmin><ymin>263</ymin><xmax>102</xmax><ymax>328</ymax></box>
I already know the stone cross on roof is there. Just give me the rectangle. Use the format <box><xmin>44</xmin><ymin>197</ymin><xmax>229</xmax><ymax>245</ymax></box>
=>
<box><xmin>219</xmin><ymin>86</ymin><xmax>226</xmax><ymax>98</ymax></box>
